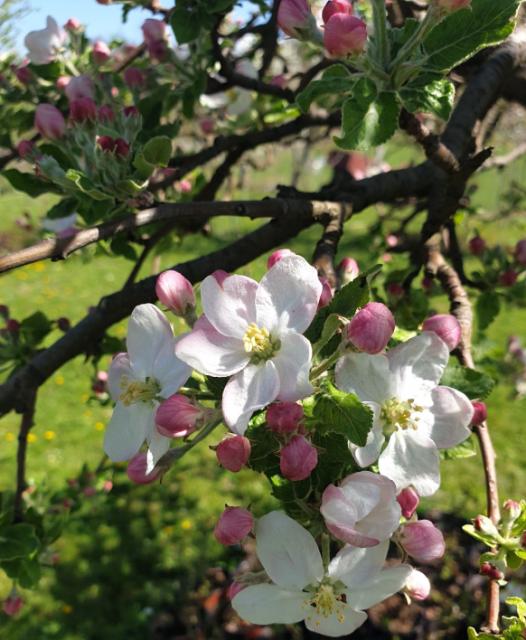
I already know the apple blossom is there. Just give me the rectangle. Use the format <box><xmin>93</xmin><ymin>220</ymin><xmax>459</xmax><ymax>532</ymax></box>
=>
<box><xmin>199</xmin><ymin>117</ymin><xmax>215</xmax><ymax>135</ymax></box>
<box><xmin>97</xmin><ymin>136</ymin><xmax>130</xmax><ymax>157</ymax></box>
<box><xmin>2</xmin><ymin>594</ymin><xmax>23</xmax><ymax>616</ymax></box>
<box><xmin>15</xmin><ymin>64</ymin><xmax>32</xmax><ymax>85</ymax></box>
<box><xmin>267</xmin><ymin>248</ymin><xmax>295</xmax><ymax>269</ymax></box>
<box><xmin>142</xmin><ymin>18</ymin><xmax>168</xmax><ymax>60</ymax></box>
<box><xmin>124</xmin><ymin>67</ymin><xmax>146</xmax><ymax>88</ymax></box>
<box><xmin>499</xmin><ymin>269</ymin><xmax>518</xmax><ymax>287</ymax></box>
<box><xmin>92</xmin><ymin>40</ymin><xmax>111</xmax><ymax>64</ymax></box>
<box><xmin>280</xmin><ymin>434</ymin><xmax>318</xmax><ymax>481</ymax></box>
<box><xmin>336</xmin><ymin>332</ymin><xmax>474</xmax><ymax>496</ymax></box>
<box><xmin>480</xmin><ymin>562</ymin><xmax>504</xmax><ymax>581</ymax></box>
<box><xmin>422</xmin><ymin>314</ymin><xmax>461</xmax><ymax>351</ymax></box>
<box><xmin>321</xmin><ymin>471</ymin><xmax>401</xmax><ymax>546</ymax></box>
<box><xmin>56</xmin><ymin>75</ymin><xmax>70</xmax><ymax>91</ymax></box>
<box><xmin>266</xmin><ymin>401</ymin><xmax>304</xmax><ymax>434</ymax></box>
<box><xmin>503</xmin><ymin>499</ymin><xmax>521</xmax><ymax>521</ymax></box>
<box><xmin>471</xmin><ymin>400</ymin><xmax>487</xmax><ymax>425</ymax></box>
<box><xmin>126</xmin><ymin>452</ymin><xmax>162</xmax><ymax>484</ymax></box>
<box><xmin>468</xmin><ymin>235</ymin><xmax>486</xmax><ymax>256</ymax></box>
<box><xmin>399</xmin><ymin>520</ymin><xmax>445</xmax><ymax>563</ymax></box>
<box><xmin>176</xmin><ymin>255</ymin><xmax>322</xmax><ymax>435</ymax></box>
<box><xmin>322</xmin><ymin>0</ymin><xmax>353</xmax><ymax>24</ymax></box>
<box><xmin>24</xmin><ymin>16</ymin><xmax>66</xmax><ymax>65</ymax></box>
<box><xmin>397</xmin><ymin>487</ymin><xmax>420</xmax><ymax>519</ymax></box>
<box><xmin>17</xmin><ymin>140</ymin><xmax>35</xmax><ymax>159</ymax></box>
<box><xmin>324</xmin><ymin>14</ymin><xmax>367</xmax><ymax>57</ymax></box>
<box><xmin>104</xmin><ymin>304</ymin><xmax>191</xmax><ymax>472</ymax></box>
<box><xmin>216</xmin><ymin>434</ymin><xmax>251</xmax><ymax>472</ymax></box>
<box><xmin>212</xmin><ymin>269</ymin><xmax>229</xmax><ymax>286</ymax></box>
<box><xmin>337</xmin><ymin>256</ymin><xmax>359</xmax><ymax>284</ymax></box>
<box><xmin>155</xmin><ymin>394</ymin><xmax>205</xmax><ymax>438</ymax></box>
<box><xmin>232</xmin><ymin>511</ymin><xmax>412</xmax><ymax>636</ymax></box>
<box><xmin>514</xmin><ymin>239</ymin><xmax>526</xmax><ymax>265</ymax></box>
<box><xmin>35</xmin><ymin>104</ymin><xmax>66</xmax><ymax>140</ymax></box>
<box><xmin>386</xmin><ymin>282</ymin><xmax>404</xmax><ymax>297</ymax></box>
<box><xmin>318</xmin><ymin>277</ymin><xmax>334</xmax><ymax>309</ymax></box>
<box><xmin>65</xmin><ymin>75</ymin><xmax>94</xmax><ymax>101</ymax></box>
<box><xmin>214</xmin><ymin>507</ymin><xmax>254</xmax><ymax>545</ymax></box>
<box><xmin>64</xmin><ymin>17</ymin><xmax>81</xmax><ymax>31</ymax></box>
<box><xmin>70</xmin><ymin>97</ymin><xmax>97</xmax><ymax>122</ymax></box>
<box><xmin>346</xmin><ymin>302</ymin><xmax>395</xmax><ymax>354</ymax></box>
<box><xmin>404</xmin><ymin>569</ymin><xmax>431</xmax><ymax>601</ymax></box>
<box><xmin>277</xmin><ymin>0</ymin><xmax>314</xmax><ymax>39</ymax></box>
<box><xmin>155</xmin><ymin>270</ymin><xmax>195</xmax><ymax>317</ymax></box>
<box><xmin>97</xmin><ymin>105</ymin><xmax>115</xmax><ymax>122</ymax></box>
<box><xmin>227</xmin><ymin>582</ymin><xmax>245</xmax><ymax>600</ymax></box>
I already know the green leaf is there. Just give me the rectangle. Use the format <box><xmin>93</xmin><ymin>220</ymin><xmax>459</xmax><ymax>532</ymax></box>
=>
<box><xmin>1</xmin><ymin>556</ymin><xmax>41</xmax><ymax>588</ymax></box>
<box><xmin>335</xmin><ymin>80</ymin><xmax>400</xmax><ymax>151</ymax></box>
<box><xmin>506</xmin><ymin>550</ymin><xmax>523</xmax><ymax>570</ymax></box>
<box><xmin>28</xmin><ymin>60</ymin><xmax>62</xmax><ymax>80</ymax></box>
<box><xmin>440</xmin><ymin>364</ymin><xmax>495</xmax><ymax>399</ymax></box>
<box><xmin>423</xmin><ymin>0</ymin><xmax>521</xmax><ymax>72</ymax></box>
<box><xmin>110</xmin><ymin>237</ymin><xmax>138</xmax><ymax>261</ymax></box>
<box><xmin>247</xmin><ymin>424</ymin><xmax>280</xmax><ymax>476</ymax></box>
<box><xmin>462</xmin><ymin>523</ymin><xmax>495</xmax><ymax>547</ymax></box>
<box><xmin>313</xmin><ymin>383</ymin><xmax>373</xmax><ymax>446</ymax></box>
<box><xmin>45</xmin><ymin>197</ymin><xmax>78</xmax><ymax>220</ymax></box>
<box><xmin>296</xmin><ymin>67</ymin><xmax>357</xmax><ymax>113</ymax></box>
<box><xmin>2</xmin><ymin>169</ymin><xmax>58</xmax><ymax>197</ymax></box>
<box><xmin>313</xmin><ymin>314</ymin><xmax>347</xmax><ymax>357</ymax></box>
<box><xmin>142</xmin><ymin>136</ymin><xmax>172</xmax><ymax>168</ymax></box>
<box><xmin>171</xmin><ymin>7</ymin><xmax>203</xmax><ymax>43</ymax></box>
<box><xmin>441</xmin><ymin>436</ymin><xmax>477</xmax><ymax>460</ymax></box>
<box><xmin>19</xmin><ymin>311</ymin><xmax>53</xmax><ymax>347</ymax></box>
<box><xmin>66</xmin><ymin>169</ymin><xmax>110</xmax><ymax>201</ymax></box>
<box><xmin>476</xmin><ymin>291</ymin><xmax>500</xmax><ymax>332</ymax></box>
<box><xmin>399</xmin><ymin>76</ymin><xmax>455</xmax><ymax>121</ymax></box>
<box><xmin>0</xmin><ymin>523</ymin><xmax>39</xmax><ymax>561</ymax></box>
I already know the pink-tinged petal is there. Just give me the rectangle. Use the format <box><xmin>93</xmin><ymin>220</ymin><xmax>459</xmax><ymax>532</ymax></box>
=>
<box><xmin>321</xmin><ymin>485</ymin><xmax>380</xmax><ymax>547</ymax></box>
<box><xmin>154</xmin><ymin>335</ymin><xmax>191</xmax><ymax>397</ymax></box>
<box><xmin>108</xmin><ymin>352</ymin><xmax>133</xmax><ymax>402</ymax></box>
<box><xmin>335</xmin><ymin>353</ymin><xmax>393</xmax><ymax>404</ymax></box>
<box><xmin>420</xmin><ymin>386</ymin><xmax>473</xmax><ymax>449</ymax></box>
<box><xmin>255</xmin><ymin>511</ymin><xmax>324</xmax><ymax>590</ymax></box>
<box><xmin>232</xmin><ymin>584</ymin><xmax>305</xmax><ymax>625</ymax></box>
<box><xmin>379</xmin><ymin>431</ymin><xmax>440</xmax><ymax>497</ymax></box>
<box><xmin>345</xmin><ymin>565</ymin><xmax>413</xmax><ymax>610</ymax></box>
<box><xmin>272</xmin><ymin>331</ymin><xmax>313</xmax><ymax>401</ymax></box>
<box><xmin>103</xmin><ymin>402</ymin><xmax>151</xmax><ymax>461</ymax></box>
<box><xmin>326</xmin><ymin>521</ymin><xmax>380</xmax><ymax>547</ymax></box>
<box><xmin>222</xmin><ymin>362</ymin><xmax>280</xmax><ymax>435</ymax></box>
<box><xmin>329</xmin><ymin>541</ymin><xmax>389</xmax><ymax>587</ymax></box>
<box><xmin>305</xmin><ymin>605</ymin><xmax>367</xmax><ymax>636</ymax></box>
<box><xmin>256</xmin><ymin>255</ymin><xmax>322</xmax><ymax>334</ymax></box>
<box><xmin>350</xmin><ymin>402</ymin><xmax>385</xmax><ymax>467</ymax></box>
<box><xmin>126</xmin><ymin>304</ymin><xmax>174</xmax><ymax>379</ymax></box>
<box><xmin>175</xmin><ymin>322</ymin><xmax>248</xmax><ymax>377</ymax></box>
<box><xmin>201</xmin><ymin>274</ymin><xmax>258</xmax><ymax>339</ymax></box>
<box><xmin>145</xmin><ymin>421</ymin><xmax>170</xmax><ymax>473</ymax></box>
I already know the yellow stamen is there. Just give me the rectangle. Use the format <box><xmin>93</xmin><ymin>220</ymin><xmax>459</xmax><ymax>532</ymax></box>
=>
<box><xmin>381</xmin><ymin>397</ymin><xmax>423</xmax><ymax>431</ymax></box>
<box><xmin>242</xmin><ymin>323</ymin><xmax>280</xmax><ymax>361</ymax></box>
<box><xmin>119</xmin><ymin>376</ymin><xmax>160</xmax><ymax>406</ymax></box>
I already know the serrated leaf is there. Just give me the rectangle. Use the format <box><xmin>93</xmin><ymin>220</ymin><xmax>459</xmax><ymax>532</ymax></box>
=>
<box><xmin>313</xmin><ymin>314</ymin><xmax>347</xmax><ymax>357</ymax></box>
<box><xmin>66</xmin><ymin>169</ymin><xmax>110</xmax><ymax>201</ymax></box>
<box><xmin>45</xmin><ymin>197</ymin><xmax>78</xmax><ymax>220</ymax></box>
<box><xmin>2</xmin><ymin>169</ymin><xmax>58</xmax><ymax>197</ymax></box>
<box><xmin>1</xmin><ymin>556</ymin><xmax>41</xmax><ymax>588</ymax></box>
<box><xmin>142</xmin><ymin>136</ymin><xmax>172</xmax><ymax>167</ymax></box>
<box><xmin>313</xmin><ymin>384</ymin><xmax>373</xmax><ymax>446</ymax></box>
<box><xmin>296</xmin><ymin>76</ymin><xmax>357</xmax><ymax>113</ymax></box>
<box><xmin>19</xmin><ymin>311</ymin><xmax>52</xmax><ymax>347</ymax></box>
<box><xmin>399</xmin><ymin>77</ymin><xmax>455</xmax><ymax>121</ymax></box>
<box><xmin>476</xmin><ymin>291</ymin><xmax>500</xmax><ymax>332</ymax></box>
<box><xmin>441</xmin><ymin>436</ymin><xmax>477</xmax><ymax>460</ymax></box>
<box><xmin>462</xmin><ymin>523</ymin><xmax>495</xmax><ymax>547</ymax></box>
<box><xmin>247</xmin><ymin>424</ymin><xmax>280</xmax><ymax>476</ymax></box>
<box><xmin>0</xmin><ymin>523</ymin><xmax>39</xmax><ymax>561</ymax></box>
<box><xmin>171</xmin><ymin>7</ymin><xmax>203</xmax><ymax>43</ymax></box>
<box><xmin>440</xmin><ymin>365</ymin><xmax>495</xmax><ymax>399</ymax></box>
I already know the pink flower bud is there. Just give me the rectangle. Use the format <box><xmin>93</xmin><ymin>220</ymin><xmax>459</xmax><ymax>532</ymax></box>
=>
<box><xmin>277</xmin><ymin>0</ymin><xmax>313</xmax><ymax>38</ymax></box>
<box><xmin>280</xmin><ymin>435</ymin><xmax>318</xmax><ymax>481</ymax></box>
<box><xmin>83</xmin><ymin>486</ymin><xmax>97</xmax><ymax>497</ymax></box>
<box><xmin>212</xmin><ymin>269</ymin><xmax>230</xmax><ymax>286</ymax></box>
<box><xmin>397</xmin><ymin>487</ymin><xmax>420</xmax><ymax>519</ymax></box>
<box><xmin>17</xmin><ymin>140</ymin><xmax>35</xmax><ymax>159</ymax></box>
<box><xmin>216</xmin><ymin>434</ymin><xmax>251</xmax><ymax>472</ymax></box>
<box><xmin>267</xmin><ymin>402</ymin><xmax>304</xmax><ymax>434</ymax></box>
<box><xmin>155</xmin><ymin>394</ymin><xmax>204</xmax><ymax>438</ymax></box>
<box><xmin>386</xmin><ymin>234</ymin><xmax>399</xmax><ymax>248</ymax></box>
<box><xmin>227</xmin><ymin>581</ymin><xmax>245</xmax><ymax>600</ymax></box>
<box><xmin>142</xmin><ymin>18</ymin><xmax>167</xmax><ymax>45</ymax></box>
<box><xmin>3</xmin><ymin>595</ymin><xmax>23</xmax><ymax>616</ymax></box>
<box><xmin>127</xmin><ymin>452</ymin><xmax>162</xmax><ymax>484</ymax></box>
<box><xmin>123</xmin><ymin>67</ymin><xmax>146</xmax><ymax>88</ymax></box>
<box><xmin>422</xmin><ymin>314</ymin><xmax>461</xmax><ymax>351</ymax></box>
<box><xmin>318</xmin><ymin>276</ymin><xmax>334</xmax><ymax>309</ymax></box>
<box><xmin>337</xmin><ymin>257</ymin><xmax>359</xmax><ymax>284</ymax></box>
<box><xmin>324</xmin><ymin>14</ymin><xmax>367</xmax><ymax>57</ymax></box>
<box><xmin>404</xmin><ymin>569</ymin><xmax>431</xmax><ymax>601</ymax></box>
<box><xmin>386</xmin><ymin>282</ymin><xmax>404</xmax><ymax>298</ymax></box>
<box><xmin>470</xmin><ymin>401</ymin><xmax>487</xmax><ymax>426</ymax></box>
<box><xmin>57</xmin><ymin>317</ymin><xmax>70</xmax><ymax>332</ymax></box>
<box><xmin>92</xmin><ymin>40</ymin><xmax>111</xmax><ymax>64</ymax></box>
<box><xmin>175</xmin><ymin>179</ymin><xmax>192</xmax><ymax>193</ymax></box>
<box><xmin>56</xmin><ymin>75</ymin><xmax>70</xmax><ymax>90</ymax></box>
<box><xmin>322</xmin><ymin>0</ymin><xmax>353</xmax><ymax>24</ymax></box>
<box><xmin>97</xmin><ymin>135</ymin><xmax>130</xmax><ymax>157</ymax></box>
<box><xmin>514</xmin><ymin>239</ymin><xmax>526</xmax><ymax>265</ymax></box>
<box><xmin>271</xmin><ymin>74</ymin><xmax>287</xmax><ymax>88</ymax></box>
<box><xmin>480</xmin><ymin>562</ymin><xmax>504</xmax><ymax>580</ymax></box>
<box><xmin>436</xmin><ymin>0</ymin><xmax>471</xmax><ymax>11</ymax></box>
<box><xmin>200</xmin><ymin>117</ymin><xmax>215</xmax><ymax>135</ymax></box>
<box><xmin>267</xmin><ymin>248</ymin><xmax>295</xmax><ymax>270</ymax></box>
<box><xmin>503</xmin><ymin>499</ymin><xmax>521</xmax><ymax>520</ymax></box>
<box><xmin>499</xmin><ymin>269</ymin><xmax>518</xmax><ymax>287</ymax></box>
<box><xmin>70</xmin><ymin>97</ymin><xmax>97</xmax><ymax>122</ymax></box>
<box><xmin>468</xmin><ymin>235</ymin><xmax>486</xmax><ymax>256</ymax></box>
<box><xmin>422</xmin><ymin>276</ymin><xmax>434</xmax><ymax>292</ymax></box>
<box><xmin>35</xmin><ymin>104</ymin><xmax>66</xmax><ymax>140</ymax></box>
<box><xmin>473</xmin><ymin>515</ymin><xmax>498</xmax><ymax>536</ymax></box>
<box><xmin>65</xmin><ymin>18</ymin><xmax>82</xmax><ymax>31</ymax></box>
<box><xmin>15</xmin><ymin>64</ymin><xmax>32</xmax><ymax>85</ymax></box>
<box><xmin>399</xmin><ymin>520</ymin><xmax>445</xmax><ymax>563</ymax></box>
<box><xmin>114</xmin><ymin>138</ymin><xmax>130</xmax><ymax>157</ymax></box>
<box><xmin>5</xmin><ymin>319</ymin><xmax>19</xmax><ymax>334</ymax></box>
<box><xmin>65</xmin><ymin>75</ymin><xmax>94</xmax><ymax>101</ymax></box>
<box><xmin>347</xmin><ymin>302</ymin><xmax>395</xmax><ymax>354</ymax></box>
<box><xmin>155</xmin><ymin>270</ymin><xmax>195</xmax><ymax>316</ymax></box>
<box><xmin>124</xmin><ymin>105</ymin><xmax>140</xmax><ymax>118</ymax></box>
<box><xmin>214</xmin><ymin>507</ymin><xmax>254</xmax><ymax>545</ymax></box>
<box><xmin>97</xmin><ymin>104</ymin><xmax>114</xmax><ymax>122</ymax></box>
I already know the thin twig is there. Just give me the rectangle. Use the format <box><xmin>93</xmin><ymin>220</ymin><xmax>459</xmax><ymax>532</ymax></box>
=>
<box><xmin>14</xmin><ymin>389</ymin><xmax>37</xmax><ymax>523</ymax></box>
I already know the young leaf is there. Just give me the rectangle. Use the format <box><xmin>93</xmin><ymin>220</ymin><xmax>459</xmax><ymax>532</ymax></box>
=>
<box><xmin>2</xmin><ymin>169</ymin><xmax>59</xmax><ymax>197</ymax></box>
<box><xmin>399</xmin><ymin>76</ymin><xmax>455</xmax><ymax>121</ymax></box>
<box><xmin>476</xmin><ymin>291</ymin><xmax>500</xmax><ymax>332</ymax></box>
<box><xmin>440</xmin><ymin>365</ymin><xmax>495</xmax><ymax>399</ymax></box>
<box><xmin>142</xmin><ymin>136</ymin><xmax>172</xmax><ymax>167</ymax></box>
<box><xmin>0</xmin><ymin>523</ymin><xmax>39</xmax><ymax>561</ymax></box>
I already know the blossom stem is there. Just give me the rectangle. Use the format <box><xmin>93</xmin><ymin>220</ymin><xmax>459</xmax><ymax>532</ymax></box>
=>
<box><xmin>158</xmin><ymin>414</ymin><xmax>223</xmax><ymax>470</ymax></box>
<box><xmin>371</xmin><ymin>0</ymin><xmax>390</xmax><ymax>70</ymax></box>
<box><xmin>310</xmin><ymin>350</ymin><xmax>342</xmax><ymax>381</ymax></box>
<box><xmin>321</xmin><ymin>533</ymin><xmax>331</xmax><ymax>571</ymax></box>
<box><xmin>388</xmin><ymin>4</ymin><xmax>440</xmax><ymax>74</ymax></box>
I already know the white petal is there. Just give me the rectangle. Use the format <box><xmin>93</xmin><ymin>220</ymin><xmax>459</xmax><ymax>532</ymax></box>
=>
<box><xmin>335</xmin><ymin>353</ymin><xmax>393</xmax><ymax>404</ymax></box>
<box><xmin>201</xmin><ymin>274</ymin><xmax>257</xmax><ymax>339</ymax></box>
<box><xmin>387</xmin><ymin>332</ymin><xmax>449</xmax><ymax>397</ymax></box>
<box><xmin>255</xmin><ymin>511</ymin><xmax>324</xmax><ymax>590</ymax></box>
<box><xmin>103</xmin><ymin>402</ymin><xmax>150</xmax><ymax>461</ymax></box>
<box><xmin>175</xmin><ymin>319</ymin><xmax>248</xmax><ymax>377</ymax></box>
<box><xmin>107</xmin><ymin>353</ymin><xmax>133</xmax><ymax>402</ymax></box>
<box><xmin>329</xmin><ymin>541</ymin><xmax>389</xmax><ymax>588</ymax></box>
<box><xmin>145</xmin><ymin>422</ymin><xmax>170</xmax><ymax>473</ymax></box>
<box><xmin>346</xmin><ymin>565</ymin><xmax>413</xmax><ymax>610</ymax></box>
<box><xmin>126</xmin><ymin>304</ymin><xmax>174</xmax><ymax>380</ymax></box>
<box><xmin>255</xmin><ymin>255</ymin><xmax>322</xmax><ymax>334</ymax></box>
<box><xmin>420</xmin><ymin>386</ymin><xmax>474</xmax><ymax>449</ymax></box>
<box><xmin>222</xmin><ymin>362</ymin><xmax>280</xmax><ymax>435</ymax></box>
<box><xmin>352</xmin><ymin>473</ymin><xmax>401</xmax><ymax>543</ymax></box>
<box><xmin>272</xmin><ymin>331</ymin><xmax>313</xmax><ymax>401</ymax></box>
<box><xmin>305</xmin><ymin>605</ymin><xmax>367</xmax><ymax>637</ymax></box>
<box><xmin>232</xmin><ymin>584</ymin><xmax>305</xmax><ymax>625</ymax></box>
<box><xmin>350</xmin><ymin>402</ymin><xmax>385</xmax><ymax>467</ymax></box>
<box><xmin>154</xmin><ymin>335</ymin><xmax>191</xmax><ymax>397</ymax></box>
<box><xmin>379</xmin><ymin>430</ymin><xmax>440</xmax><ymax>497</ymax></box>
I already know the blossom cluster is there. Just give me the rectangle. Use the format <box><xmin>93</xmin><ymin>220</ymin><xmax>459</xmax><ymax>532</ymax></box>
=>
<box><xmin>102</xmin><ymin>250</ymin><xmax>477</xmax><ymax>637</ymax></box>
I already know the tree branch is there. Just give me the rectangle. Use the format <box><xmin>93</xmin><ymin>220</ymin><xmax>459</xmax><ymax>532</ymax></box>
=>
<box><xmin>14</xmin><ymin>389</ymin><xmax>36</xmax><ymax>523</ymax></box>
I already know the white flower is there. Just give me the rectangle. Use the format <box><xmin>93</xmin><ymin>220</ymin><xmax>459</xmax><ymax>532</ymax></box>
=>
<box><xmin>24</xmin><ymin>16</ymin><xmax>66</xmax><ymax>65</ymax></box>
<box><xmin>176</xmin><ymin>255</ymin><xmax>322</xmax><ymax>435</ymax></box>
<box><xmin>335</xmin><ymin>332</ymin><xmax>474</xmax><ymax>496</ymax></box>
<box><xmin>104</xmin><ymin>304</ymin><xmax>190</xmax><ymax>472</ymax></box>
<box><xmin>41</xmin><ymin>213</ymin><xmax>77</xmax><ymax>234</ymax></box>
<box><xmin>232</xmin><ymin>511</ymin><xmax>412</xmax><ymax>637</ymax></box>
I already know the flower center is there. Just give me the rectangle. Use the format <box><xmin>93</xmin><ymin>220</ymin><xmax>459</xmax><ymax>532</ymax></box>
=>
<box><xmin>242</xmin><ymin>323</ymin><xmax>280</xmax><ymax>362</ymax></box>
<box><xmin>304</xmin><ymin>583</ymin><xmax>346</xmax><ymax>626</ymax></box>
<box><xmin>119</xmin><ymin>376</ymin><xmax>161</xmax><ymax>406</ymax></box>
<box><xmin>381</xmin><ymin>397</ymin><xmax>423</xmax><ymax>431</ymax></box>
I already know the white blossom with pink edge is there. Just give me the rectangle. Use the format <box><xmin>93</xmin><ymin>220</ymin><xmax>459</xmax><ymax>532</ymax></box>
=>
<box><xmin>232</xmin><ymin>511</ymin><xmax>412</xmax><ymax>637</ymax></box>
<box><xmin>176</xmin><ymin>255</ymin><xmax>322</xmax><ymax>435</ymax></box>
<box><xmin>335</xmin><ymin>332</ymin><xmax>474</xmax><ymax>496</ymax></box>
<box><xmin>24</xmin><ymin>16</ymin><xmax>66</xmax><ymax>65</ymax></box>
<box><xmin>104</xmin><ymin>304</ymin><xmax>190</xmax><ymax>472</ymax></box>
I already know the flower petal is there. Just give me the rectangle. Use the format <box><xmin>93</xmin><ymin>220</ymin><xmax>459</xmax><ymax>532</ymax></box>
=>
<box><xmin>103</xmin><ymin>401</ymin><xmax>150</xmax><ymax>461</ymax></box>
<box><xmin>201</xmin><ymin>274</ymin><xmax>258</xmax><ymax>339</ymax></box>
<box><xmin>379</xmin><ymin>430</ymin><xmax>440</xmax><ymax>497</ymax></box>
<box><xmin>127</xmin><ymin>304</ymin><xmax>174</xmax><ymax>379</ymax></box>
<box><xmin>328</xmin><ymin>541</ymin><xmax>389</xmax><ymax>588</ymax></box>
<box><xmin>155</xmin><ymin>335</ymin><xmax>191</xmax><ymax>397</ymax></box>
<box><xmin>273</xmin><ymin>331</ymin><xmax>313</xmax><ymax>401</ymax></box>
<box><xmin>145</xmin><ymin>422</ymin><xmax>171</xmax><ymax>473</ymax></box>
<box><xmin>335</xmin><ymin>353</ymin><xmax>393</xmax><ymax>404</ymax></box>
<box><xmin>256</xmin><ymin>255</ymin><xmax>322</xmax><ymax>334</ymax></box>
<box><xmin>255</xmin><ymin>511</ymin><xmax>324</xmax><ymax>590</ymax></box>
<box><xmin>232</xmin><ymin>584</ymin><xmax>306</xmax><ymax>625</ymax></box>
<box><xmin>420</xmin><ymin>386</ymin><xmax>474</xmax><ymax>449</ymax></box>
<box><xmin>175</xmin><ymin>319</ymin><xmax>248</xmax><ymax>377</ymax></box>
<box><xmin>107</xmin><ymin>353</ymin><xmax>133</xmax><ymax>402</ymax></box>
<box><xmin>345</xmin><ymin>565</ymin><xmax>413</xmax><ymax>610</ymax></box>
<box><xmin>222</xmin><ymin>362</ymin><xmax>280</xmax><ymax>435</ymax></box>
<box><xmin>304</xmin><ymin>605</ymin><xmax>367</xmax><ymax>637</ymax></box>
<box><xmin>350</xmin><ymin>402</ymin><xmax>385</xmax><ymax>467</ymax></box>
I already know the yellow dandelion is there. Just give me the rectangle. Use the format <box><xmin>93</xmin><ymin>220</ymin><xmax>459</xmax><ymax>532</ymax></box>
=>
<box><xmin>4</xmin><ymin>432</ymin><xmax>15</xmax><ymax>442</ymax></box>
<box><xmin>94</xmin><ymin>422</ymin><xmax>105</xmax><ymax>431</ymax></box>
<box><xmin>180</xmin><ymin>518</ymin><xmax>193</xmax><ymax>531</ymax></box>
<box><xmin>44</xmin><ymin>430</ymin><xmax>56</xmax><ymax>441</ymax></box>
<box><xmin>27</xmin><ymin>433</ymin><xmax>38</xmax><ymax>443</ymax></box>
<box><xmin>33</xmin><ymin>262</ymin><xmax>45</xmax><ymax>272</ymax></box>
<box><xmin>83</xmin><ymin>409</ymin><xmax>93</xmax><ymax>418</ymax></box>
<box><xmin>55</xmin><ymin>375</ymin><xmax>65</xmax><ymax>386</ymax></box>
<box><xmin>80</xmin><ymin>393</ymin><xmax>89</xmax><ymax>403</ymax></box>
